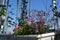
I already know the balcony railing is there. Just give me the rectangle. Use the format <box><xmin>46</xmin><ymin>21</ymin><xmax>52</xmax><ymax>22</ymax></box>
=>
<box><xmin>0</xmin><ymin>32</ymin><xmax>60</xmax><ymax>40</ymax></box>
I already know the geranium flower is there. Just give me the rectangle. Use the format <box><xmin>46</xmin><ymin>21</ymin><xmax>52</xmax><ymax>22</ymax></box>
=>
<box><xmin>14</xmin><ymin>10</ymin><xmax>50</xmax><ymax>35</ymax></box>
<box><xmin>15</xmin><ymin>25</ymin><xmax>21</xmax><ymax>30</ymax></box>
<box><xmin>31</xmin><ymin>19</ymin><xmax>35</xmax><ymax>23</ymax></box>
<box><xmin>42</xmin><ymin>25</ymin><xmax>47</xmax><ymax>29</ymax></box>
<box><xmin>36</xmin><ymin>21</ymin><xmax>40</xmax><ymax>27</ymax></box>
<box><xmin>39</xmin><ymin>19</ymin><xmax>45</xmax><ymax>24</ymax></box>
<box><xmin>34</xmin><ymin>29</ymin><xmax>39</xmax><ymax>33</ymax></box>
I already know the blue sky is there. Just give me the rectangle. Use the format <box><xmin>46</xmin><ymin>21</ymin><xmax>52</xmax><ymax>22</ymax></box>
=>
<box><xmin>30</xmin><ymin>0</ymin><xmax>51</xmax><ymax>11</ymax></box>
<box><xmin>7</xmin><ymin>0</ymin><xmax>60</xmax><ymax>29</ymax></box>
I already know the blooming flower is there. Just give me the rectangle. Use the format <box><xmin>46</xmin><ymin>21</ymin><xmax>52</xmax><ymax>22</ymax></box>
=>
<box><xmin>15</xmin><ymin>25</ymin><xmax>21</xmax><ymax>30</ymax></box>
<box><xmin>42</xmin><ymin>25</ymin><xmax>47</xmax><ymax>29</ymax></box>
<box><xmin>34</xmin><ymin>29</ymin><xmax>39</xmax><ymax>33</ymax></box>
<box><xmin>14</xmin><ymin>10</ymin><xmax>50</xmax><ymax>35</ymax></box>
<box><xmin>31</xmin><ymin>19</ymin><xmax>35</xmax><ymax>23</ymax></box>
<box><xmin>39</xmin><ymin>19</ymin><xmax>45</xmax><ymax>24</ymax></box>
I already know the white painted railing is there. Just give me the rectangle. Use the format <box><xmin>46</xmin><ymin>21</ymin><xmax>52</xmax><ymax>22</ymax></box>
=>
<box><xmin>16</xmin><ymin>32</ymin><xmax>55</xmax><ymax>40</ymax></box>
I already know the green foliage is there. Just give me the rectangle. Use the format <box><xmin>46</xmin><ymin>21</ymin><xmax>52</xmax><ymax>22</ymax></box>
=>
<box><xmin>14</xmin><ymin>28</ymin><xmax>23</xmax><ymax>35</ymax></box>
<box><xmin>1</xmin><ymin>8</ymin><xmax>7</xmax><ymax>16</ymax></box>
<box><xmin>38</xmin><ymin>27</ymin><xmax>45</xmax><ymax>34</ymax></box>
<box><xmin>14</xmin><ymin>19</ymin><xmax>50</xmax><ymax>35</ymax></box>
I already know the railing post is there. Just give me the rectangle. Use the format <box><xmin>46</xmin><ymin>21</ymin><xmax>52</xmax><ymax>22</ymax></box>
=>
<box><xmin>52</xmin><ymin>0</ymin><xmax>59</xmax><ymax>30</ymax></box>
<box><xmin>0</xmin><ymin>0</ymin><xmax>5</xmax><ymax>34</ymax></box>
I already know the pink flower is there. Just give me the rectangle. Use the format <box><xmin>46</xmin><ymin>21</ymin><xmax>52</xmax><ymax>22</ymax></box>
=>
<box><xmin>39</xmin><ymin>19</ymin><xmax>45</xmax><ymax>24</ymax></box>
<box><xmin>36</xmin><ymin>21</ymin><xmax>40</xmax><ymax>25</ymax></box>
<box><xmin>16</xmin><ymin>25</ymin><xmax>20</xmax><ymax>29</ymax></box>
<box><xmin>34</xmin><ymin>29</ymin><xmax>39</xmax><ymax>33</ymax></box>
<box><xmin>31</xmin><ymin>19</ymin><xmax>34</xmax><ymax>22</ymax></box>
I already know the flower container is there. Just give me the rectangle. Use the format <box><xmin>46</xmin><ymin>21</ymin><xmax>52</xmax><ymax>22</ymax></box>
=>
<box><xmin>1</xmin><ymin>32</ymin><xmax>60</xmax><ymax>40</ymax></box>
<box><xmin>13</xmin><ymin>10</ymin><xmax>56</xmax><ymax>40</ymax></box>
<box><xmin>14</xmin><ymin>32</ymin><xmax>55</xmax><ymax>40</ymax></box>
<box><xmin>13</xmin><ymin>19</ymin><xmax>55</xmax><ymax>40</ymax></box>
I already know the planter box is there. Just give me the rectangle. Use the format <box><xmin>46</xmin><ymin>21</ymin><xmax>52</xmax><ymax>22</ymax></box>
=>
<box><xmin>15</xmin><ymin>32</ymin><xmax>55</xmax><ymax>40</ymax></box>
<box><xmin>1</xmin><ymin>32</ymin><xmax>60</xmax><ymax>40</ymax></box>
